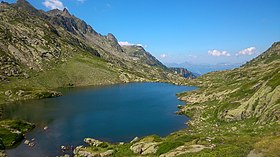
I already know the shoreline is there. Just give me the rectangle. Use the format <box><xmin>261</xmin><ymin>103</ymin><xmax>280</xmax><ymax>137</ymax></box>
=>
<box><xmin>0</xmin><ymin>81</ymin><xmax>191</xmax><ymax>154</ymax></box>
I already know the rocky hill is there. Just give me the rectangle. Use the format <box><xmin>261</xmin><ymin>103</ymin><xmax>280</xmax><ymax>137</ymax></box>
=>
<box><xmin>176</xmin><ymin>41</ymin><xmax>280</xmax><ymax>156</ymax></box>
<box><xmin>181</xmin><ymin>42</ymin><xmax>280</xmax><ymax>124</ymax></box>
<box><xmin>0</xmin><ymin>0</ymin><xmax>186</xmax><ymax>105</ymax></box>
<box><xmin>169</xmin><ymin>67</ymin><xmax>196</xmax><ymax>79</ymax></box>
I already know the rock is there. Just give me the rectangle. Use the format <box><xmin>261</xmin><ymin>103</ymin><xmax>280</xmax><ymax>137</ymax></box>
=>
<box><xmin>119</xmin><ymin>142</ymin><xmax>124</xmax><ymax>145</ymax></box>
<box><xmin>231</xmin><ymin>127</ymin><xmax>237</xmax><ymax>131</ymax></box>
<box><xmin>159</xmin><ymin>145</ymin><xmax>212</xmax><ymax>157</ymax></box>
<box><xmin>76</xmin><ymin>150</ymin><xmax>101</xmax><ymax>157</ymax></box>
<box><xmin>16</xmin><ymin>90</ymin><xmax>25</xmax><ymax>96</ymax></box>
<box><xmin>73</xmin><ymin>145</ymin><xmax>83</xmax><ymax>155</ymax></box>
<box><xmin>247</xmin><ymin>150</ymin><xmax>264</xmax><ymax>157</ymax></box>
<box><xmin>84</xmin><ymin>138</ymin><xmax>103</xmax><ymax>147</ymax></box>
<box><xmin>28</xmin><ymin>142</ymin><xmax>35</xmax><ymax>147</ymax></box>
<box><xmin>130</xmin><ymin>142</ymin><xmax>159</xmax><ymax>155</ymax></box>
<box><xmin>61</xmin><ymin>145</ymin><xmax>67</xmax><ymax>151</ymax></box>
<box><xmin>24</xmin><ymin>140</ymin><xmax>30</xmax><ymax>145</ymax></box>
<box><xmin>130</xmin><ymin>137</ymin><xmax>140</xmax><ymax>143</ymax></box>
<box><xmin>0</xmin><ymin>150</ymin><xmax>7</xmax><ymax>157</ymax></box>
<box><xmin>43</xmin><ymin>126</ymin><xmax>48</xmax><ymax>130</ymax></box>
<box><xmin>4</xmin><ymin>90</ymin><xmax>12</xmax><ymax>96</ymax></box>
<box><xmin>100</xmin><ymin>150</ymin><xmax>114</xmax><ymax>157</ymax></box>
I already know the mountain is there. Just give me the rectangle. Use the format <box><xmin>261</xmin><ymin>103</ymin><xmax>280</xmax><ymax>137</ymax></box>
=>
<box><xmin>74</xmin><ymin>42</ymin><xmax>280</xmax><ymax>157</ymax></box>
<box><xmin>166</xmin><ymin>62</ymin><xmax>242</xmax><ymax>75</ymax></box>
<box><xmin>121</xmin><ymin>45</ymin><xmax>167</xmax><ymax>69</ymax></box>
<box><xmin>0</xmin><ymin>0</ymin><xmax>186</xmax><ymax>104</ymax></box>
<box><xmin>169</xmin><ymin>67</ymin><xmax>196</xmax><ymax>79</ymax></box>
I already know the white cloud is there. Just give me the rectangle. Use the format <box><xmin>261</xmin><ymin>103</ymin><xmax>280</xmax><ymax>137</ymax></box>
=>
<box><xmin>208</xmin><ymin>50</ymin><xmax>231</xmax><ymax>57</ymax></box>
<box><xmin>236</xmin><ymin>47</ymin><xmax>256</xmax><ymax>56</ymax></box>
<box><xmin>43</xmin><ymin>0</ymin><xmax>65</xmax><ymax>10</ymax></box>
<box><xmin>118</xmin><ymin>41</ymin><xmax>146</xmax><ymax>47</ymax></box>
<box><xmin>160</xmin><ymin>54</ymin><xmax>168</xmax><ymax>58</ymax></box>
<box><xmin>118</xmin><ymin>41</ymin><xmax>133</xmax><ymax>46</ymax></box>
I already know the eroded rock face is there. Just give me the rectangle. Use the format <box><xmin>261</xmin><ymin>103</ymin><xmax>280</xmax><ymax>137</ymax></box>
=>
<box><xmin>221</xmin><ymin>84</ymin><xmax>280</xmax><ymax>123</ymax></box>
<box><xmin>130</xmin><ymin>141</ymin><xmax>159</xmax><ymax>155</ymax></box>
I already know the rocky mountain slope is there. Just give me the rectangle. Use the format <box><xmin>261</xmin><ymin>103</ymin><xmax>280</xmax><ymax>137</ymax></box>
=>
<box><xmin>0</xmin><ymin>0</ymin><xmax>186</xmax><ymax>105</ymax></box>
<box><xmin>74</xmin><ymin>42</ymin><xmax>280</xmax><ymax>157</ymax></box>
<box><xmin>169</xmin><ymin>67</ymin><xmax>196</xmax><ymax>79</ymax></box>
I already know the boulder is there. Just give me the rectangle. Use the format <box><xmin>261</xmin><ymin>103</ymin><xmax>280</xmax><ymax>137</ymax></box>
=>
<box><xmin>130</xmin><ymin>141</ymin><xmax>159</xmax><ymax>155</ymax></box>
<box><xmin>159</xmin><ymin>144</ymin><xmax>213</xmax><ymax>157</ymax></box>
<box><xmin>130</xmin><ymin>137</ymin><xmax>140</xmax><ymax>143</ymax></box>
<box><xmin>4</xmin><ymin>90</ymin><xmax>12</xmax><ymax>96</ymax></box>
<box><xmin>84</xmin><ymin>138</ymin><xmax>103</xmax><ymax>147</ymax></box>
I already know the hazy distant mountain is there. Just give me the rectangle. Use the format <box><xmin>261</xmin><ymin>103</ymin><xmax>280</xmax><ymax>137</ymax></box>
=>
<box><xmin>165</xmin><ymin>62</ymin><xmax>242</xmax><ymax>75</ymax></box>
<box><xmin>169</xmin><ymin>67</ymin><xmax>196</xmax><ymax>79</ymax></box>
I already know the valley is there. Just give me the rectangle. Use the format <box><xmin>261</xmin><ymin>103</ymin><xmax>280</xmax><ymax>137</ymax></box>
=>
<box><xmin>0</xmin><ymin>0</ymin><xmax>279</xmax><ymax>157</ymax></box>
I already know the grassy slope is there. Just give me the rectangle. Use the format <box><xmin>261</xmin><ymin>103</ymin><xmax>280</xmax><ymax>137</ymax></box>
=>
<box><xmin>0</xmin><ymin>53</ymin><xmax>120</xmax><ymax>104</ymax></box>
<box><xmin>0</xmin><ymin>120</ymin><xmax>34</xmax><ymax>149</ymax></box>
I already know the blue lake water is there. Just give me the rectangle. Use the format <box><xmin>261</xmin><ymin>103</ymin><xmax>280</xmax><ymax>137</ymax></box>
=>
<box><xmin>4</xmin><ymin>83</ymin><xmax>196</xmax><ymax>157</ymax></box>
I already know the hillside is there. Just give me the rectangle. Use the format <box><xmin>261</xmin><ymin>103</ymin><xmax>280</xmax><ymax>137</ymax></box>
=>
<box><xmin>0</xmin><ymin>0</ymin><xmax>186</xmax><ymax>105</ymax></box>
<box><xmin>74</xmin><ymin>42</ymin><xmax>280</xmax><ymax>157</ymax></box>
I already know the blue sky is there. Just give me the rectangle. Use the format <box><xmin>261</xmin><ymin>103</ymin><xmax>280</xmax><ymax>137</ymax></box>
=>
<box><xmin>5</xmin><ymin>0</ymin><xmax>280</xmax><ymax>64</ymax></box>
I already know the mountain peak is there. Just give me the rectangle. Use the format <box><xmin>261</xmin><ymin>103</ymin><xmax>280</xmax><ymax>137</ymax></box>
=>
<box><xmin>47</xmin><ymin>8</ymin><xmax>71</xmax><ymax>17</ymax></box>
<box><xmin>62</xmin><ymin>8</ymin><xmax>71</xmax><ymax>17</ymax></box>
<box><xmin>15</xmin><ymin>0</ymin><xmax>31</xmax><ymax>7</ymax></box>
<box><xmin>16</xmin><ymin>0</ymin><xmax>28</xmax><ymax>3</ymax></box>
<box><xmin>106</xmin><ymin>33</ymin><xmax>117</xmax><ymax>41</ymax></box>
<box><xmin>14</xmin><ymin>0</ymin><xmax>38</xmax><ymax>14</ymax></box>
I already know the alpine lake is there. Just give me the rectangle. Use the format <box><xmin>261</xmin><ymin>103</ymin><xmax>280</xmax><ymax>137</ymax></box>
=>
<box><xmin>3</xmin><ymin>83</ymin><xmax>196</xmax><ymax>157</ymax></box>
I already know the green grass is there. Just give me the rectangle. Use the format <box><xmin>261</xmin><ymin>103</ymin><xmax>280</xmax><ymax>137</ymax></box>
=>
<box><xmin>0</xmin><ymin>120</ymin><xmax>34</xmax><ymax>148</ymax></box>
<box><xmin>156</xmin><ymin>141</ymin><xmax>184</xmax><ymax>155</ymax></box>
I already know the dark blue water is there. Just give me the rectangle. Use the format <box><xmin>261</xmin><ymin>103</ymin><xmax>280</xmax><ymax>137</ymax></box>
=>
<box><xmin>4</xmin><ymin>83</ymin><xmax>196</xmax><ymax>157</ymax></box>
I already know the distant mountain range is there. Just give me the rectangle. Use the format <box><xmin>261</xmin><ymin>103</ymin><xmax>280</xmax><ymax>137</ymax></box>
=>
<box><xmin>165</xmin><ymin>62</ymin><xmax>243</xmax><ymax>75</ymax></box>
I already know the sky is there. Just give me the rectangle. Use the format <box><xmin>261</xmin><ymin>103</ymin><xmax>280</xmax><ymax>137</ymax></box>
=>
<box><xmin>5</xmin><ymin>0</ymin><xmax>280</xmax><ymax>65</ymax></box>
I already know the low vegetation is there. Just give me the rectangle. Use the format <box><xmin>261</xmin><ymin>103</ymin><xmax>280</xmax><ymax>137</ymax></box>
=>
<box><xmin>0</xmin><ymin>120</ymin><xmax>34</xmax><ymax>149</ymax></box>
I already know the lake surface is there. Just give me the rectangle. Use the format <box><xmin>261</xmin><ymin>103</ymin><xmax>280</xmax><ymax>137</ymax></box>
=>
<box><xmin>4</xmin><ymin>83</ymin><xmax>196</xmax><ymax>157</ymax></box>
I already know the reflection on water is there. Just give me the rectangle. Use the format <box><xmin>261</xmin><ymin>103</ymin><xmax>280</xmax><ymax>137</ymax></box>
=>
<box><xmin>5</xmin><ymin>83</ymin><xmax>196</xmax><ymax>157</ymax></box>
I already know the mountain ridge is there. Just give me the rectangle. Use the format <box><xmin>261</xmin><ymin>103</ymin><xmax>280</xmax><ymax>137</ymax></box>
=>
<box><xmin>0</xmin><ymin>0</ymin><xmax>186</xmax><ymax>102</ymax></box>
